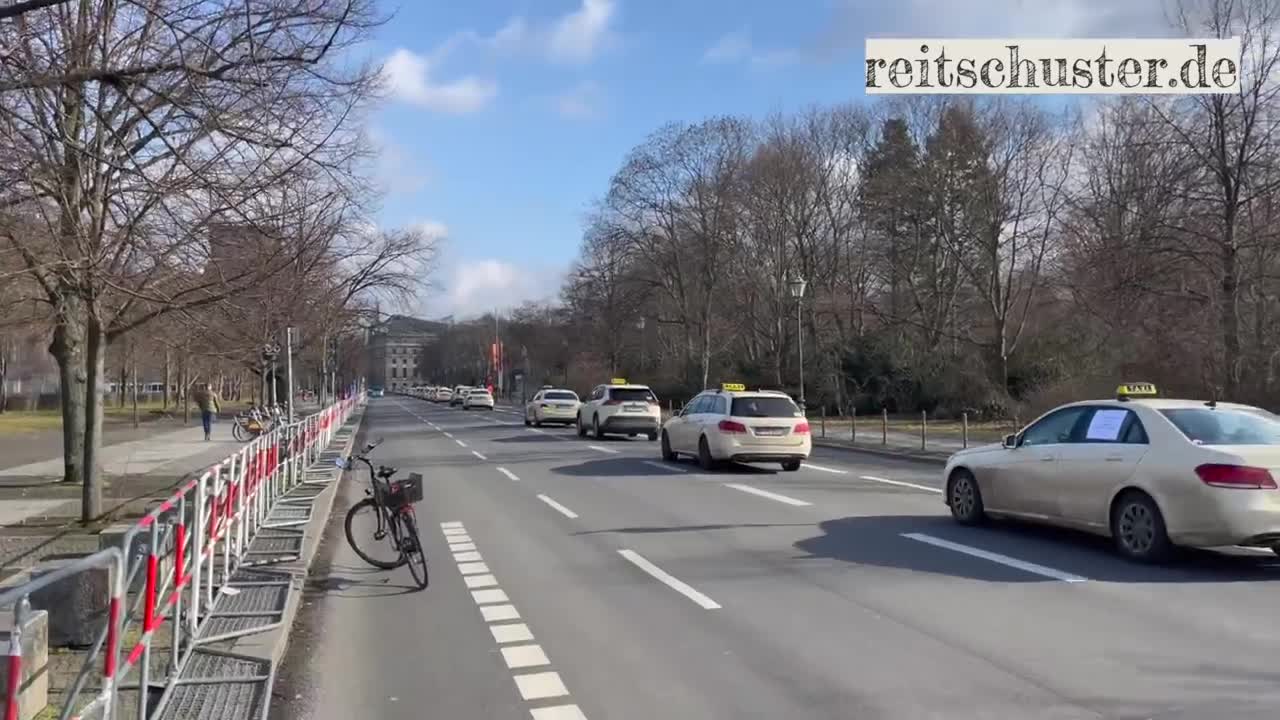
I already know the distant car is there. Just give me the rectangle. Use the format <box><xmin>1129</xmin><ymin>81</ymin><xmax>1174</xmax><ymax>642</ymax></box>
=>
<box><xmin>525</xmin><ymin>387</ymin><xmax>580</xmax><ymax>427</ymax></box>
<box><xmin>368</xmin><ymin>387</ymin><xmax>384</xmax><ymax>398</ymax></box>
<box><xmin>943</xmin><ymin>382</ymin><xmax>1280</xmax><ymax>563</ymax></box>
<box><xmin>450</xmin><ymin>386</ymin><xmax>471</xmax><ymax>407</ymax></box>
<box><xmin>435</xmin><ymin>387</ymin><xmax>452</xmax><ymax>403</ymax></box>
<box><xmin>464</xmin><ymin>388</ymin><xmax>495</xmax><ymax>410</ymax></box>
<box><xmin>577</xmin><ymin>379</ymin><xmax>660</xmax><ymax>441</ymax></box>
<box><xmin>661</xmin><ymin>384</ymin><xmax>810</xmax><ymax>471</ymax></box>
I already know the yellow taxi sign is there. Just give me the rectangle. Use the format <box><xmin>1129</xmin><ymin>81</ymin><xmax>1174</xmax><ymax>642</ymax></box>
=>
<box><xmin>721</xmin><ymin>383</ymin><xmax>746</xmax><ymax>392</ymax></box>
<box><xmin>1116</xmin><ymin>382</ymin><xmax>1158</xmax><ymax>399</ymax></box>
<box><xmin>610</xmin><ymin>378</ymin><xmax>628</xmax><ymax>385</ymax></box>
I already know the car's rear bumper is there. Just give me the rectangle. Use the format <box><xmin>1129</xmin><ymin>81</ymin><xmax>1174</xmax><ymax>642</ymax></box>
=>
<box><xmin>1166</xmin><ymin>488</ymin><xmax>1280</xmax><ymax>547</ymax></box>
<box><xmin>535</xmin><ymin>410</ymin><xmax>577</xmax><ymax>423</ymax></box>
<box><xmin>728</xmin><ymin>453</ymin><xmax>808</xmax><ymax>463</ymax></box>
<box><xmin>601</xmin><ymin>416</ymin><xmax>659</xmax><ymax>433</ymax></box>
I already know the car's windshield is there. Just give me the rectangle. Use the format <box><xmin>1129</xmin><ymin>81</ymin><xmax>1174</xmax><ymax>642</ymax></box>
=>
<box><xmin>545</xmin><ymin>391</ymin><xmax>577</xmax><ymax>401</ymax></box>
<box><xmin>1159</xmin><ymin>408</ymin><xmax>1280</xmax><ymax>445</ymax></box>
<box><xmin>731</xmin><ymin>396</ymin><xmax>801</xmax><ymax>418</ymax></box>
<box><xmin>610</xmin><ymin>388</ymin><xmax>656</xmax><ymax>402</ymax></box>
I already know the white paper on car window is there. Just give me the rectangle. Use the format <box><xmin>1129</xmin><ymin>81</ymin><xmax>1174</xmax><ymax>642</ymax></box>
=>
<box><xmin>1086</xmin><ymin>409</ymin><xmax>1127</xmax><ymax>441</ymax></box>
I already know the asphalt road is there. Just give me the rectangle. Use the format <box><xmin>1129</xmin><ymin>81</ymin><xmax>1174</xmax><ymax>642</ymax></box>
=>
<box><xmin>272</xmin><ymin>397</ymin><xmax>1280</xmax><ymax>720</ymax></box>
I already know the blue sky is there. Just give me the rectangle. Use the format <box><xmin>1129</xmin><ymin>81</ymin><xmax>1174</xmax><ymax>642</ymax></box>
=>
<box><xmin>365</xmin><ymin>0</ymin><xmax>1170</xmax><ymax>319</ymax></box>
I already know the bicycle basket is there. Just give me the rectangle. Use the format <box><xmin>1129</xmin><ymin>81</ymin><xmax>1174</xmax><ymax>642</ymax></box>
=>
<box><xmin>386</xmin><ymin>473</ymin><xmax>424</xmax><ymax>508</ymax></box>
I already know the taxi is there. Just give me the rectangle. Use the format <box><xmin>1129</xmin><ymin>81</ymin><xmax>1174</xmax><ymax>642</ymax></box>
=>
<box><xmin>576</xmin><ymin>378</ymin><xmax>661</xmax><ymax>441</ymax></box>
<box><xmin>943</xmin><ymin>383</ymin><xmax>1280</xmax><ymax>562</ymax></box>
<box><xmin>525</xmin><ymin>386</ymin><xmax>581</xmax><ymax>427</ymax></box>
<box><xmin>660</xmin><ymin>383</ymin><xmax>811</xmax><ymax>471</ymax></box>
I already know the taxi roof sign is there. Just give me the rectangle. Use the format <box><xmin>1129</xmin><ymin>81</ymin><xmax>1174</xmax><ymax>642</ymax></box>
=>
<box><xmin>721</xmin><ymin>382</ymin><xmax>746</xmax><ymax>392</ymax></box>
<box><xmin>609</xmin><ymin>378</ymin><xmax>628</xmax><ymax>385</ymax></box>
<box><xmin>1116</xmin><ymin>382</ymin><xmax>1158</xmax><ymax>400</ymax></box>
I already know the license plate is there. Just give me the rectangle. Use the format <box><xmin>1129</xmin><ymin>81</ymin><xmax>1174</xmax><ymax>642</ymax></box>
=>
<box><xmin>755</xmin><ymin>427</ymin><xmax>786</xmax><ymax>436</ymax></box>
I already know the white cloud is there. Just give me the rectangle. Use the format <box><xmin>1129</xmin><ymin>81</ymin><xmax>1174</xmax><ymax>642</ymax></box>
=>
<box><xmin>548</xmin><ymin>0</ymin><xmax>617</xmax><ymax>63</ymax></box>
<box><xmin>556</xmin><ymin>81</ymin><xmax>605</xmax><ymax>119</ymax></box>
<box><xmin>432</xmin><ymin>259</ymin><xmax>566</xmax><ymax>319</ymax></box>
<box><xmin>382</xmin><ymin>48</ymin><xmax>497</xmax><ymax>114</ymax></box>
<box><xmin>411</xmin><ymin>220</ymin><xmax>450</xmax><ymax>242</ymax></box>
<box><xmin>704</xmin><ymin>30</ymin><xmax>751</xmax><ymax>63</ymax></box>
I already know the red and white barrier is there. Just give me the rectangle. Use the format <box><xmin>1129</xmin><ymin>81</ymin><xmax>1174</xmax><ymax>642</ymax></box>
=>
<box><xmin>0</xmin><ymin>393</ymin><xmax>364</xmax><ymax>720</ymax></box>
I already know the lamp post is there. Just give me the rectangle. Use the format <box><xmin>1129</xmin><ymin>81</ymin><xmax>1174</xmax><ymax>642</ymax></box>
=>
<box><xmin>788</xmin><ymin>275</ymin><xmax>807</xmax><ymax>410</ymax></box>
<box><xmin>637</xmin><ymin>316</ymin><xmax>646</xmax><ymax>370</ymax></box>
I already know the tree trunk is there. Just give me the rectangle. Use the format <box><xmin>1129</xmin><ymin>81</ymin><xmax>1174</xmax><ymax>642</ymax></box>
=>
<box><xmin>181</xmin><ymin>355</ymin><xmax>190</xmax><ymax>424</ymax></box>
<box><xmin>50</xmin><ymin>296</ymin><xmax>87</xmax><ymax>487</ymax></box>
<box><xmin>0</xmin><ymin>340</ymin><xmax>8</xmax><ymax>414</ymax></box>
<box><xmin>132</xmin><ymin>348</ymin><xmax>139</xmax><ymax>429</ymax></box>
<box><xmin>1222</xmin><ymin>237</ymin><xmax>1241</xmax><ymax>398</ymax></box>
<box><xmin>163</xmin><ymin>348</ymin><xmax>171</xmax><ymax>410</ymax></box>
<box><xmin>82</xmin><ymin>315</ymin><xmax>106</xmax><ymax>522</ymax></box>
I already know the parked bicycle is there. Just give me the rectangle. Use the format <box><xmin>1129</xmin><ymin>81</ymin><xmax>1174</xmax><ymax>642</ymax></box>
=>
<box><xmin>231</xmin><ymin>403</ymin><xmax>285</xmax><ymax>442</ymax></box>
<box><xmin>337</xmin><ymin>439</ymin><xmax>428</xmax><ymax>589</ymax></box>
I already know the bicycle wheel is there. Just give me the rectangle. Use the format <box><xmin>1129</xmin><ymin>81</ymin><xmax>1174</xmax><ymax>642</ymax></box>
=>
<box><xmin>395</xmin><ymin>508</ymin><xmax>429</xmax><ymax>589</ymax></box>
<box><xmin>232</xmin><ymin>420</ymin><xmax>248</xmax><ymax>442</ymax></box>
<box><xmin>345</xmin><ymin>498</ymin><xmax>406</xmax><ymax>569</ymax></box>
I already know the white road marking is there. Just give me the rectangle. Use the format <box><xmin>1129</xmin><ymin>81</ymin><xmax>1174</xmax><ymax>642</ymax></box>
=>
<box><xmin>443</xmin><ymin>432</ymin><xmax>454</xmax><ymax>438</ymax></box>
<box><xmin>481</xmin><ymin>604</ymin><xmax>522</xmax><ymax>622</ymax></box>
<box><xmin>456</xmin><ymin>440</ymin><xmax>468</xmax><ymax>448</ymax></box>
<box><xmin>531</xmin><ymin>706</ymin><xmax>588</xmax><ymax>720</ymax></box>
<box><xmin>617</xmin><ymin>549</ymin><xmax>721</xmax><ymax>610</ymax></box>
<box><xmin>513</xmin><ymin>672</ymin><xmax>569</xmax><ymax>701</ymax></box>
<box><xmin>861</xmin><ymin>475</ymin><xmax>942</xmax><ymax>494</ymax></box>
<box><xmin>497</xmin><ymin>467</ymin><xmax>520</xmax><ymax>481</ymax></box>
<box><xmin>449</xmin><ymin>542</ymin><xmax>477</xmax><ymax>552</ymax></box>
<box><xmin>641</xmin><ymin>460</ymin><xmax>687</xmax><ymax>473</ymax></box>
<box><xmin>454</xmin><ymin>550</ymin><xmax>484</xmax><ymax>563</ymax></box>
<box><xmin>447</xmin><ymin>535</ymin><xmax>473</xmax><ymax>544</ymax></box>
<box><xmin>537</xmin><ymin>494</ymin><xmax>579</xmax><ymax>519</ymax></box>
<box><xmin>472</xmin><ymin>588</ymin><xmax>510</xmax><ymax>605</ymax></box>
<box><xmin>723</xmin><ymin>483</ymin><xmax>811</xmax><ymax>507</ymax></box>
<box><xmin>465</xmin><ymin>574</ymin><xmax>499</xmax><ymax>589</ymax></box>
<box><xmin>587</xmin><ymin>445</ymin><xmax>619</xmax><ymax>454</ymax></box>
<box><xmin>802</xmin><ymin>462</ymin><xmax>847</xmax><ymax>474</ymax></box>
<box><xmin>490</xmin><ymin>623</ymin><xmax>534</xmax><ymax>644</ymax></box>
<box><xmin>501</xmin><ymin>644</ymin><xmax>551</xmax><ymax>669</ymax></box>
<box><xmin>902</xmin><ymin>532</ymin><xmax>1088</xmax><ymax>583</ymax></box>
<box><xmin>440</xmin><ymin>521</ymin><xmax>465</xmax><ymax>529</ymax></box>
<box><xmin>458</xmin><ymin>562</ymin><xmax>491</xmax><ymax>575</ymax></box>
<box><xmin>528</xmin><ymin>428</ymin><xmax>547</xmax><ymax>434</ymax></box>
<box><xmin>472</xmin><ymin>450</ymin><xmax>488</xmax><ymax>460</ymax></box>
<box><xmin>442</xmin><ymin>527</ymin><xmax>468</xmax><ymax>537</ymax></box>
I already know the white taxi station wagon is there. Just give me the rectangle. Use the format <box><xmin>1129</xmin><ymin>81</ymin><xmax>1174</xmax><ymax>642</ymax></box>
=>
<box><xmin>942</xmin><ymin>383</ymin><xmax>1280</xmax><ymax>563</ymax></box>
<box><xmin>661</xmin><ymin>383</ymin><xmax>812</xmax><ymax>471</ymax></box>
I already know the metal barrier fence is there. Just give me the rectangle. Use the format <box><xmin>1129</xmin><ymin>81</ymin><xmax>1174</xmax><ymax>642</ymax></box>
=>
<box><xmin>1</xmin><ymin>394</ymin><xmax>362</xmax><ymax>720</ymax></box>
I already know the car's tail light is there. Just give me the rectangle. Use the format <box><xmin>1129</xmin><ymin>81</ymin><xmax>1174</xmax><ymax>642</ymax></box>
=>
<box><xmin>1195</xmin><ymin>463</ymin><xmax>1277</xmax><ymax>489</ymax></box>
<box><xmin>718</xmin><ymin>420</ymin><xmax>747</xmax><ymax>433</ymax></box>
<box><xmin>793</xmin><ymin>422</ymin><xmax>810</xmax><ymax>434</ymax></box>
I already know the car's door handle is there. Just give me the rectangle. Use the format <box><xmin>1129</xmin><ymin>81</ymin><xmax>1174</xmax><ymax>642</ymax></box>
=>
<box><xmin>1039</xmin><ymin>456</ymin><xmax>1054</xmax><ymax>462</ymax></box>
<box><xmin>1105</xmin><ymin>456</ymin><xmax>1123</xmax><ymax>462</ymax></box>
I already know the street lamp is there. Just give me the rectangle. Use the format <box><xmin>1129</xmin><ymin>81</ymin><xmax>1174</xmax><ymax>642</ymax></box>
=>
<box><xmin>637</xmin><ymin>316</ymin><xmax>646</xmax><ymax>369</ymax></box>
<box><xmin>788</xmin><ymin>276</ymin><xmax>807</xmax><ymax>410</ymax></box>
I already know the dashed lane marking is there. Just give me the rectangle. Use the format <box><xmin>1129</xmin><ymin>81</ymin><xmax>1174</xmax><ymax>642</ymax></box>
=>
<box><xmin>472</xmin><ymin>450</ymin><xmax>488</xmax><ymax>460</ymax></box>
<box><xmin>501</xmin><ymin>644</ymin><xmax>551</xmax><ymax>669</ymax></box>
<box><xmin>464</xmin><ymin>574</ymin><xmax>499</xmax><ymax>589</ymax></box>
<box><xmin>802</xmin><ymin>462</ymin><xmax>847</xmax><ymax>474</ymax></box>
<box><xmin>902</xmin><ymin>532</ymin><xmax>1088</xmax><ymax>582</ymax></box>
<box><xmin>860</xmin><ymin>475</ymin><xmax>942</xmax><ymax>494</ymax></box>
<box><xmin>456</xmin><ymin>439</ymin><xmax>468</xmax><ymax>448</ymax></box>
<box><xmin>640</xmin><ymin>460</ymin><xmax>688</xmax><ymax>473</ymax></box>
<box><xmin>481</xmin><ymin>604</ymin><xmax>522</xmax><ymax>622</ymax></box>
<box><xmin>537</xmin><ymin>494</ymin><xmax>579</xmax><ymax>519</ymax></box>
<box><xmin>617</xmin><ymin>549</ymin><xmax>721</xmax><ymax>610</ymax></box>
<box><xmin>458</xmin><ymin>562</ymin><xmax>491</xmax><ymax>575</ymax></box>
<box><xmin>442</xmin><ymin>527</ymin><xmax>468</xmax><ymax>537</ymax></box>
<box><xmin>532</xmin><ymin>706</ymin><xmax>589</xmax><ymax>720</ymax></box>
<box><xmin>453</xmin><ymin>550</ymin><xmax>484</xmax><ymax>562</ymax></box>
<box><xmin>472</xmin><ymin>588</ymin><xmax>510</xmax><ymax>604</ymax></box>
<box><xmin>449</xmin><ymin>542</ymin><xmax>477</xmax><ymax>552</ymax></box>
<box><xmin>587</xmin><ymin>445</ymin><xmax>619</xmax><ymax>454</ymax></box>
<box><xmin>497</xmin><ymin>467</ymin><xmax>520</xmax><ymax>481</ymax></box>
<box><xmin>491</xmin><ymin>623</ymin><xmax>534</xmax><ymax>644</ymax></box>
<box><xmin>723</xmin><ymin>483</ymin><xmax>811</xmax><ymax>507</ymax></box>
<box><xmin>513</xmin><ymin>672</ymin><xmax>570</xmax><ymax>701</ymax></box>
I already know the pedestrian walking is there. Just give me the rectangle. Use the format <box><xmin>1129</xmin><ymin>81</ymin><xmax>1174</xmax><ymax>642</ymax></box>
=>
<box><xmin>194</xmin><ymin>382</ymin><xmax>221</xmax><ymax>441</ymax></box>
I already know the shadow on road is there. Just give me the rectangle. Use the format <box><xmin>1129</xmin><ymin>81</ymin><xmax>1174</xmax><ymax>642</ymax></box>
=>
<box><xmin>794</xmin><ymin>515</ymin><xmax>1280</xmax><ymax>584</ymax></box>
<box><xmin>552</xmin><ymin>458</ymin><xmax>684</xmax><ymax>477</ymax></box>
<box><xmin>303</xmin><ymin>562</ymin><xmax>420</xmax><ymax>598</ymax></box>
<box><xmin>575</xmin><ymin>522</ymin><xmax>813</xmax><ymax>536</ymax></box>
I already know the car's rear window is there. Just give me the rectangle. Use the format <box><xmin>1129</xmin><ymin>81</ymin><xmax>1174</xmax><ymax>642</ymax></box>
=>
<box><xmin>1159</xmin><ymin>408</ymin><xmax>1280</xmax><ymax>445</ymax></box>
<box><xmin>610</xmin><ymin>388</ymin><xmax>656</xmax><ymax>402</ymax></box>
<box><xmin>545</xmin><ymin>391</ymin><xmax>577</xmax><ymax>401</ymax></box>
<box><xmin>473</xmin><ymin>391</ymin><xmax>492</xmax><ymax>397</ymax></box>
<box><xmin>731</xmin><ymin>396</ymin><xmax>801</xmax><ymax>418</ymax></box>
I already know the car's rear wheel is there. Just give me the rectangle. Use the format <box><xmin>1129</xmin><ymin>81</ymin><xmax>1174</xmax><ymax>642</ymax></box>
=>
<box><xmin>697</xmin><ymin>436</ymin><xmax>716</xmax><ymax>471</ymax></box>
<box><xmin>647</xmin><ymin>431</ymin><xmax>658</xmax><ymax>442</ymax></box>
<box><xmin>781</xmin><ymin>459</ymin><xmax>801</xmax><ymax>472</ymax></box>
<box><xmin>593</xmin><ymin>415</ymin><xmax>605</xmax><ymax>439</ymax></box>
<box><xmin>1111</xmin><ymin>491</ymin><xmax>1172</xmax><ymax>563</ymax></box>
<box><xmin>576</xmin><ymin>416</ymin><xmax>586</xmax><ymax>437</ymax></box>
<box><xmin>534</xmin><ymin>417</ymin><xmax>542</xmax><ymax>427</ymax></box>
<box><xmin>660</xmin><ymin>431</ymin><xmax>676</xmax><ymax>461</ymax></box>
<box><xmin>524</xmin><ymin>415</ymin><xmax>531</xmax><ymax>426</ymax></box>
<box><xmin>948</xmin><ymin>469</ymin><xmax>986</xmax><ymax>525</ymax></box>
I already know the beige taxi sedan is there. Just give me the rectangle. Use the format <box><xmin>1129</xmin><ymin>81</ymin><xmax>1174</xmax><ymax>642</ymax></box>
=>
<box><xmin>943</xmin><ymin>384</ymin><xmax>1280</xmax><ymax>562</ymax></box>
<box><xmin>660</xmin><ymin>385</ymin><xmax>811</xmax><ymax>471</ymax></box>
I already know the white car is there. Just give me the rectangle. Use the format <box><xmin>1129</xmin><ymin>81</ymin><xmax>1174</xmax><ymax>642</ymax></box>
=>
<box><xmin>660</xmin><ymin>384</ymin><xmax>810</xmax><ymax>471</ymax></box>
<box><xmin>435</xmin><ymin>387</ymin><xmax>453</xmax><ymax>403</ymax></box>
<box><xmin>450</xmin><ymin>386</ymin><xmax>471</xmax><ymax>407</ymax></box>
<box><xmin>525</xmin><ymin>387</ymin><xmax>581</xmax><ymax>426</ymax></box>
<box><xmin>464</xmin><ymin>388</ymin><xmax>495</xmax><ymax>410</ymax></box>
<box><xmin>576</xmin><ymin>379</ymin><xmax>661</xmax><ymax>441</ymax></box>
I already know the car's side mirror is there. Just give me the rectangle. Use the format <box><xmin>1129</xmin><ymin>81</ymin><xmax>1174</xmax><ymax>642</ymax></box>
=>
<box><xmin>1003</xmin><ymin>433</ymin><xmax>1018</xmax><ymax>449</ymax></box>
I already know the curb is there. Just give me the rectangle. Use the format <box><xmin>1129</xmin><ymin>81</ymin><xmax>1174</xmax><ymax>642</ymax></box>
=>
<box><xmin>812</xmin><ymin>438</ymin><xmax>952</xmax><ymax>466</ymax></box>
<box><xmin>221</xmin><ymin>407</ymin><xmax>365</xmax><ymax>713</ymax></box>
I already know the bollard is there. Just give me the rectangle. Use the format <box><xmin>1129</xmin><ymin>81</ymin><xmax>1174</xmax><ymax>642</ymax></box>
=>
<box><xmin>921</xmin><ymin>410</ymin><xmax>927</xmax><ymax>451</ymax></box>
<box><xmin>881</xmin><ymin>408</ymin><xmax>887</xmax><ymax>445</ymax></box>
<box><xmin>820</xmin><ymin>406</ymin><xmax>826</xmax><ymax>438</ymax></box>
<box><xmin>962</xmin><ymin>412</ymin><xmax>969</xmax><ymax>449</ymax></box>
<box><xmin>851</xmin><ymin>407</ymin><xmax>856</xmax><ymax>443</ymax></box>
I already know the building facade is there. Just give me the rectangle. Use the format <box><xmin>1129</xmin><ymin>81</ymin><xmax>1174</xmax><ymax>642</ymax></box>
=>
<box><xmin>366</xmin><ymin>315</ymin><xmax>444</xmax><ymax>393</ymax></box>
